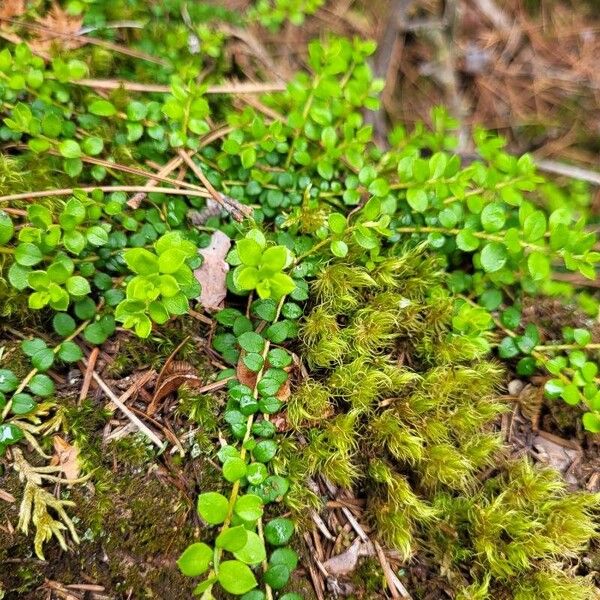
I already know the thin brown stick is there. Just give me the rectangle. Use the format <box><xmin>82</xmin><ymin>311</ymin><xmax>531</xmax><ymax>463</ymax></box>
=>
<box><xmin>92</xmin><ymin>372</ymin><xmax>163</xmax><ymax>448</ymax></box>
<box><xmin>55</xmin><ymin>153</ymin><xmax>210</xmax><ymax>196</ymax></box>
<box><xmin>178</xmin><ymin>150</ymin><xmax>252</xmax><ymax>221</ymax></box>
<box><xmin>78</xmin><ymin>347</ymin><xmax>98</xmax><ymax>404</ymax></box>
<box><xmin>373</xmin><ymin>540</ymin><xmax>405</xmax><ymax>599</ymax></box>
<box><xmin>73</xmin><ymin>79</ymin><xmax>286</xmax><ymax>94</ymax></box>
<box><xmin>127</xmin><ymin>125</ymin><xmax>232</xmax><ymax>208</ymax></box>
<box><xmin>535</xmin><ymin>158</ymin><xmax>600</xmax><ymax>186</ymax></box>
<box><xmin>0</xmin><ymin>185</ymin><xmax>210</xmax><ymax>204</ymax></box>
<box><xmin>10</xmin><ymin>20</ymin><xmax>167</xmax><ymax>65</ymax></box>
<box><xmin>127</xmin><ymin>155</ymin><xmax>183</xmax><ymax>209</ymax></box>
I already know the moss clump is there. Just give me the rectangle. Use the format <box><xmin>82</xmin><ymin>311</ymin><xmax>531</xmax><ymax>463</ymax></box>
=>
<box><xmin>279</xmin><ymin>246</ymin><xmax>598</xmax><ymax>599</ymax></box>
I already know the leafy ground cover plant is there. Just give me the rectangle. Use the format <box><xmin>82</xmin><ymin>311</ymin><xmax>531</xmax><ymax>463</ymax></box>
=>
<box><xmin>176</xmin><ymin>231</ymin><xmax>303</xmax><ymax>597</ymax></box>
<box><xmin>0</xmin><ymin>1</ymin><xmax>598</xmax><ymax>597</ymax></box>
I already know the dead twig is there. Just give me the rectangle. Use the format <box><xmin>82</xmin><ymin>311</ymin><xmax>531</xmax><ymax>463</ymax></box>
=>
<box><xmin>73</xmin><ymin>78</ymin><xmax>287</xmax><ymax>94</ymax></box>
<box><xmin>78</xmin><ymin>346</ymin><xmax>98</xmax><ymax>405</ymax></box>
<box><xmin>92</xmin><ymin>372</ymin><xmax>163</xmax><ymax>449</ymax></box>
<box><xmin>535</xmin><ymin>158</ymin><xmax>600</xmax><ymax>186</ymax></box>
<box><xmin>0</xmin><ymin>185</ymin><xmax>210</xmax><ymax>204</ymax></box>
<box><xmin>178</xmin><ymin>150</ymin><xmax>252</xmax><ymax>221</ymax></box>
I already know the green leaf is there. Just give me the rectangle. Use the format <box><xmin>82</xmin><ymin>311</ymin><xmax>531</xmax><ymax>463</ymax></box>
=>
<box><xmin>83</xmin><ymin>323</ymin><xmax>107</xmax><ymax>345</ymax></box>
<box><xmin>217</xmin><ymin>560</ymin><xmax>257</xmax><ymax>595</ymax></box>
<box><xmin>527</xmin><ymin>251</ymin><xmax>550</xmax><ymax>281</ymax></box>
<box><xmin>223</xmin><ymin>457</ymin><xmax>248</xmax><ymax>482</ymax></box>
<box><xmin>582</xmin><ymin>412</ymin><xmax>600</xmax><ymax>433</ymax></box>
<box><xmin>197</xmin><ymin>492</ymin><xmax>229</xmax><ymax>525</ymax></box>
<box><xmin>264</xmin><ymin>564</ymin><xmax>290</xmax><ymax>590</ymax></box>
<box><xmin>328</xmin><ymin>212</ymin><xmax>347</xmax><ymax>235</ymax></box>
<box><xmin>53</xmin><ymin>313</ymin><xmax>76</xmax><ymax>337</ymax></box>
<box><xmin>270</xmin><ymin>547</ymin><xmax>299</xmax><ymax>571</ymax></box>
<box><xmin>260</xmin><ymin>246</ymin><xmax>288</xmax><ymax>273</ymax></box>
<box><xmin>82</xmin><ymin>136</ymin><xmax>104</xmax><ymax>156</ymax></box>
<box><xmin>237</xmin><ymin>239</ymin><xmax>263</xmax><ymax>267</ymax></box>
<box><xmin>252</xmin><ymin>439</ymin><xmax>277</xmax><ymax>463</ymax></box>
<box><xmin>58</xmin><ymin>139</ymin><xmax>81</xmax><ymax>159</ymax></box>
<box><xmin>368</xmin><ymin>178</ymin><xmax>389</xmax><ymax>198</ymax></box>
<box><xmin>264</xmin><ymin>518</ymin><xmax>294</xmax><ymax>546</ymax></box>
<box><xmin>66</xmin><ymin>276</ymin><xmax>91</xmax><ymax>297</ymax></box>
<box><xmin>0</xmin><ymin>423</ymin><xmax>23</xmax><ymax>446</ymax></box>
<box><xmin>177</xmin><ymin>542</ymin><xmax>213</xmax><ymax>576</ymax></box>
<box><xmin>0</xmin><ymin>210</ymin><xmax>14</xmax><ymax>245</ymax></box>
<box><xmin>480</xmin><ymin>203</ymin><xmax>506</xmax><ymax>232</ymax></box>
<box><xmin>246</xmin><ymin>462</ymin><xmax>268</xmax><ymax>485</ymax></box>
<box><xmin>0</xmin><ymin>369</ymin><xmax>19</xmax><ymax>393</ymax></box>
<box><xmin>234</xmin><ymin>531</ymin><xmax>266</xmax><ymax>565</ymax></box>
<box><xmin>480</xmin><ymin>242</ymin><xmax>507</xmax><ymax>273</ymax></box>
<box><xmin>123</xmin><ymin>248</ymin><xmax>159</xmax><ymax>275</ymax></box>
<box><xmin>28</xmin><ymin>374</ymin><xmax>55</xmax><ymax>397</ymax></box>
<box><xmin>8</xmin><ymin>263</ymin><xmax>30</xmax><ymax>290</ymax></box>
<box><xmin>234</xmin><ymin>494</ymin><xmax>263</xmax><ymax>522</ymax></box>
<box><xmin>216</xmin><ymin>525</ymin><xmax>248</xmax><ymax>552</ymax></box>
<box><xmin>501</xmin><ymin>307</ymin><xmax>521</xmax><ymax>330</ymax></box>
<box><xmin>561</xmin><ymin>384</ymin><xmax>581</xmax><ymax>406</ymax></box>
<box><xmin>63</xmin><ymin>231</ymin><xmax>86</xmax><ymax>254</ymax></box>
<box><xmin>238</xmin><ymin>332</ymin><xmax>265</xmax><ymax>354</ymax></box>
<box><xmin>406</xmin><ymin>188</ymin><xmax>428</xmax><ymax>212</ymax></box>
<box><xmin>268</xmin><ymin>273</ymin><xmax>296</xmax><ymax>300</ymax></box>
<box><xmin>573</xmin><ymin>329</ymin><xmax>592</xmax><ymax>346</ymax></box>
<box><xmin>241</xmin><ymin>147</ymin><xmax>257</xmax><ymax>169</ymax></box>
<box><xmin>545</xmin><ymin>379</ymin><xmax>564</xmax><ymax>398</ymax></box>
<box><xmin>22</xmin><ymin>338</ymin><xmax>46</xmax><ymax>357</ymax></box>
<box><xmin>15</xmin><ymin>243</ymin><xmax>43</xmax><ymax>266</ymax></box>
<box><xmin>243</xmin><ymin>352</ymin><xmax>264</xmax><ymax>373</ymax></box>
<box><xmin>11</xmin><ymin>392</ymin><xmax>36</xmax><ymax>415</ymax></box>
<box><xmin>127</xmin><ymin>101</ymin><xmax>148</xmax><ymax>121</ymax></box>
<box><xmin>330</xmin><ymin>240</ymin><xmax>348</xmax><ymax>257</ymax></box>
<box><xmin>523</xmin><ymin>211</ymin><xmax>546</xmax><ymax>241</ymax></box>
<box><xmin>235</xmin><ymin>266</ymin><xmax>259</xmax><ymax>290</ymax></box>
<box><xmin>162</xmin><ymin>292</ymin><xmax>189</xmax><ymax>315</ymax></box>
<box><xmin>65</xmin><ymin>158</ymin><xmax>83</xmax><ymax>177</ymax></box>
<box><xmin>86</xmin><ymin>226</ymin><xmax>109</xmax><ymax>247</ymax></box>
<box><xmin>500</xmin><ymin>186</ymin><xmax>522</xmax><ymax>206</ymax></box>
<box><xmin>456</xmin><ymin>230</ymin><xmax>479</xmax><ymax>252</ymax></box>
<box><xmin>158</xmin><ymin>248</ymin><xmax>188</xmax><ymax>274</ymax></box>
<box><xmin>58</xmin><ymin>341</ymin><xmax>83</xmax><ymax>363</ymax></box>
<box><xmin>266</xmin><ymin>348</ymin><xmax>292</xmax><ymax>368</ymax></box>
<box><xmin>89</xmin><ymin>99</ymin><xmax>117</xmax><ymax>116</ymax></box>
<box><xmin>216</xmin><ymin>308</ymin><xmax>244</xmax><ymax>326</ymax></box>
<box><xmin>31</xmin><ymin>348</ymin><xmax>54</xmax><ymax>371</ymax></box>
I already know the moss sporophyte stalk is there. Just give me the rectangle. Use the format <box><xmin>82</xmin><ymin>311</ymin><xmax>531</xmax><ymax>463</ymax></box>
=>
<box><xmin>0</xmin><ymin>9</ymin><xmax>598</xmax><ymax>599</ymax></box>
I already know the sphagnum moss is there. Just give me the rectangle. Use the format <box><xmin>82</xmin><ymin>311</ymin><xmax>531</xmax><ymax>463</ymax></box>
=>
<box><xmin>277</xmin><ymin>245</ymin><xmax>599</xmax><ymax>599</ymax></box>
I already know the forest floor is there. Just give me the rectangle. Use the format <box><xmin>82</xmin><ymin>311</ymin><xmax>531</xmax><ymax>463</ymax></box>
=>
<box><xmin>1</xmin><ymin>1</ymin><xmax>600</xmax><ymax>599</ymax></box>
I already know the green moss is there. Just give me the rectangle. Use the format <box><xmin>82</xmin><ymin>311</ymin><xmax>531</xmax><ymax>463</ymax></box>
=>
<box><xmin>349</xmin><ymin>557</ymin><xmax>386</xmax><ymax>598</ymax></box>
<box><xmin>288</xmin><ymin>249</ymin><xmax>598</xmax><ymax>599</ymax></box>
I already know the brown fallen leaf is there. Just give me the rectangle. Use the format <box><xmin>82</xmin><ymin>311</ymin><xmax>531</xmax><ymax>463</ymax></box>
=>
<box><xmin>0</xmin><ymin>0</ymin><xmax>26</xmax><ymax>21</ymax></box>
<box><xmin>149</xmin><ymin>360</ymin><xmax>202</xmax><ymax>415</ymax></box>
<box><xmin>194</xmin><ymin>230</ymin><xmax>231</xmax><ymax>312</ymax></box>
<box><xmin>236</xmin><ymin>357</ymin><xmax>258</xmax><ymax>389</ymax></box>
<box><xmin>51</xmin><ymin>436</ymin><xmax>80</xmax><ymax>481</ymax></box>
<box><xmin>31</xmin><ymin>2</ymin><xmax>84</xmax><ymax>53</ymax></box>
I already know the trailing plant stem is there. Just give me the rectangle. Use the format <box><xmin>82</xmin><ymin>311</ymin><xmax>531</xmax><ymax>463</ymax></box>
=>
<box><xmin>210</xmin><ymin>296</ymin><xmax>285</xmax><ymax>599</ymax></box>
<box><xmin>396</xmin><ymin>226</ymin><xmax>546</xmax><ymax>252</ymax></box>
